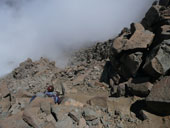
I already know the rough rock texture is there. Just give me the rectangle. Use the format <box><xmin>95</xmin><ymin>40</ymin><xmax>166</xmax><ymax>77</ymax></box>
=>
<box><xmin>110</xmin><ymin>23</ymin><xmax>155</xmax><ymax>79</ymax></box>
<box><xmin>146</xmin><ymin>76</ymin><xmax>170</xmax><ymax>115</ymax></box>
<box><xmin>143</xmin><ymin>40</ymin><xmax>170</xmax><ymax>77</ymax></box>
<box><xmin>141</xmin><ymin>5</ymin><xmax>161</xmax><ymax>29</ymax></box>
<box><xmin>128</xmin><ymin>82</ymin><xmax>153</xmax><ymax>97</ymax></box>
<box><xmin>0</xmin><ymin>1</ymin><xmax>170</xmax><ymax>128</ymax></box>
<box><xmin>112</xmin><ymin>23</ymin><xmax>154</xmax><ymax>54</ymax></box>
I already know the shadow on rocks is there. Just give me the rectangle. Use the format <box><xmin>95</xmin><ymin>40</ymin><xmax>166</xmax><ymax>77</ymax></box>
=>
<box><xmin>130</xmin><ymin>99</ymin><xmax>170</xmax><ymax>121</ymax></box>
<box><xmin>130</xmin><ymin>100</ymin><xmax>147</xmax><ymax>121</ymax></box>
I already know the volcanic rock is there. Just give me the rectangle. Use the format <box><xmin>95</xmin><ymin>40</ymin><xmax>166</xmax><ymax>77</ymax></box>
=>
<box><xmin>118</xmin><ymin>52</ymin><xmax>143</xmax><ymax>78</ymax></box>
<box><xmin>110</xmin><ymin>23</ymin><xmax>154</xmax><ymax>79</ymax></box>
<box><xmin>111</xmin><ymin>23</ymin><xmax>154</xmax><ymax>54</ymax></box>
<box><xmin>143</xmin><ymin>40</ymin><xmax>170</xmax><ymax>77</ymax></box>
<box><xmin>141</xmin><ymin>5</ymin><xmax>161</xmax><ymax>29</ymax></box>
<box><xmin>146</xmin><ymin>76</ymin><xmax>170</xmax><ymax>115</ymax></box>
<box><xmin>128</xmin><ymin>82</ymin><xmax>153</xmax><ymax>97</ymax></box>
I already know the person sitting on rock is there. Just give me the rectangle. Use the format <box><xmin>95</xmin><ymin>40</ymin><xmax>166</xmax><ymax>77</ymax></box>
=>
<box><xmin>29</xmin><ymin>85</ymin><xmax>64</xmax><ymax>104</ymax></box>
<box><xmin>45</xmin><ymin>85</ymin><xmax>62</xmax><ymax>104</ymax></box>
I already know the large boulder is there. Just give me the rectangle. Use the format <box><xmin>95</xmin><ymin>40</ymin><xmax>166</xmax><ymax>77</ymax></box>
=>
<box><xmin>0</xmin><ymin>111</ymin><xmax>31</xmax><ymax>128</ymax></box>
<box><xmin>23</xmin><ymin>106</ymin><xmax>56</xmax><ymax>128</ymax></box>
<box><xmin>128</xmin><ymin>82</ymin><xmax>153</xmax><ymax>97</ymax></box>
<box><xmin>141</xmin><ymin>5</ymin><xmax>161</xmax><ymax>29</ymax></box>
<box><xmin>146</xmin><ymin>76</ymin><xmax>170</xmax><ymax>115</ymax></box>
<box><xmin>143</xmin><ymin>40</ymin><xmax>170</xmax><ymax>77</ymax></box>
<box><xmin>112</xmin><ymin>23</ymin><xmax>154</xmax><ymax>54</ymax></box>
<box><xmin>110</xmin><ymin>23</ymin><xmax>154</xmax><ymax>79</ymax></box>
<box><xmin>23</xmin><ymin>107</ymin><xmax>45</xmax><ymax>128</ymax></box>
<box><xmin>118</xmin><ymin>52</ymin><xmax>143</xmax><ymax>78</ymax></box>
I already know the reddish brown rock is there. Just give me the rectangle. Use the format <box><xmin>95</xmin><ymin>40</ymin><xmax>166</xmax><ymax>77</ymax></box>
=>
<box><xmin>112</xmin><ymin>23</ymin><xmax>154</xmax><ymax>54</ymax></box>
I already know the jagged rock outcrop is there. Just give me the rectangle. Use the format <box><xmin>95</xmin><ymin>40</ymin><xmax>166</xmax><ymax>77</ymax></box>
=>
<box><xmin>110</xmin><ymin>23</ymin><xmax>154</xmax><ymax>79</ymax></box>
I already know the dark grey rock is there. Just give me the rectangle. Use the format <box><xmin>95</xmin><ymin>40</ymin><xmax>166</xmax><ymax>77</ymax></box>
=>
<box><xmin>141</xmin><ymin>5</ymin><xmax>161</xmax><ymax>29</ymax></box>
<box><xmin>143</xmin><ymin>40</ymin><xmax>170</xmax><ymax>77</ymax></box>
<box><xmin>159</xmin><ymin>0</ymin><xmax>170</xmax><ymax>6</ymax></box>
<box><xmin>128</xmin><ymin>82</ymin><xmax>153</xmax><ymax>97</ymax></box>
<box><xmin>146</xmin><ymin>76</ymin><xmax>170</xmax><ymax>115</ymax></box>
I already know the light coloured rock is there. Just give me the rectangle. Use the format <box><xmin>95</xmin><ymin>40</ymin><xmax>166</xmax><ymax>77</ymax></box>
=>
<box><xmin>0</xmin><ymin>96</ymin><xmax>11</xmax><ymax>117</ymax></box>
<box><xmin>83</xmin><ymin>108</ymin><xmax>99</xmax><ymax>121</ymax></box>
<box><xmin>79</xmin><ymin>118</ymin><xmax>87</xmax><ymax>128</ymax></box>
<box><xmin>87</xmin><ymin>97</ymin><xmax>108</xmax><ymax>108</ymax></box>
<box><xmin>9</xmin><ymin>98</ymin><xmax>30</xmax><ymax>115</ymax></box>
<box><xmin>15</xmin><ymin>89</ymin><xmax>33</xmax><ymax>98</ymax></box>
<box><xmin>0</xmin><ymin>111</ymin><xmax>31</xmax><ymax>128</ymax></box>
<box><xmin>160</xmin><ymin>25</ymin><xmax>170</xmax><ymax>40</ymax></box>
<box><xmin>23</xmin><ymin>107</ymin><xmax>45</xmax><ymax>128</ymax></box>
<box><xmin>0</xmin><ymin>83</ymin><xmax>10</xmax><ymax>98</ymax></box>
<box><xmin>40</xmin><ymin>101</ymin><xmax>51</xmax><ymax>115</ymax></box>
<box><xmin>55</xmin><ymin>116</ymin><xmax>74</xmax><ymax>128</ymax></box>
<box><xmin>117</xmin><ymin>82</ymin><xmax>126</xmax><ymax>97</ymax></box>
<box><xmin>62</xmin><ymin>98</ymin><xmax>84</xmax><ymax>107</ymax></box>
<box><xmin>68</xmin><ymin>111</ymin><xmax>81</xmax><ymax>123</ymax></box>
<box><xmin>43</xmin><ymin>122</ymin><xmax>56</xmax><ymax>128</ymax></box>
<box><xmin>29</xmin><ymin>97</ymin><xmax>54</xmax><ymax>108</ymax></box>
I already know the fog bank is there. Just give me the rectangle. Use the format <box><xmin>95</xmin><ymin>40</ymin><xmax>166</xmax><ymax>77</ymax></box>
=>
<box><xmin>0</xmin><ymin>0</ymin><xmax>155</xmax><ymax>76</ymax></box>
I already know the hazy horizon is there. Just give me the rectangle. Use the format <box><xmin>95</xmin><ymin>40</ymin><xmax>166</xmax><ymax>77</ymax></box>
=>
<box><xmin>0</xmin><ymin>0</ymin><xmax>155</xmax><ymax>76</ymax></box>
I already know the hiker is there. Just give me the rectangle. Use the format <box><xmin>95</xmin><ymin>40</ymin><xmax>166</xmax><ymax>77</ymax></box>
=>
<box><xmin>29</xmin><ymin>85</ymin><xmax>64</xmax><ymax>104</ymax></box>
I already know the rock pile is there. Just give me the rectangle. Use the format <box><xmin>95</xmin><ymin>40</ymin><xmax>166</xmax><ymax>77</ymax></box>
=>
<box><xmin>107</xmin><ymin>0</ymin><xmax>170</xmax><ymax>116</ymax></box>
<box><xmin>0</xmin><ymin>0</ymin><xmax>170</xmax><ymax>128</ymax></box>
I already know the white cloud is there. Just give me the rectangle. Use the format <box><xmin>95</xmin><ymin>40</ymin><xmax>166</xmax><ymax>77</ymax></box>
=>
<box><xmin>0</xmin><ymin>0</ymin><xmax>155</xmax><ymax>76</ymax></box>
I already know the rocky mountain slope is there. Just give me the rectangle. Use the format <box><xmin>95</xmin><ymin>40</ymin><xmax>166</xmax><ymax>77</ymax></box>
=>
<box><xmin>1</xmin><ymin>0</ymin><xmax>170</xmax><ymax>128</ymax></box>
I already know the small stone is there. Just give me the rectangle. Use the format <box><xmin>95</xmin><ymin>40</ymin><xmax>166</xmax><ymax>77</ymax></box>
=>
<box><xmin>83</xmin><ymin>108</ymin><xmax>99</xmax><ymax>121</ymax></box>
<box><xmin>79</xmin><ymin>118</ymin><xmax>87</xmax><ymax>128</ymax></box>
